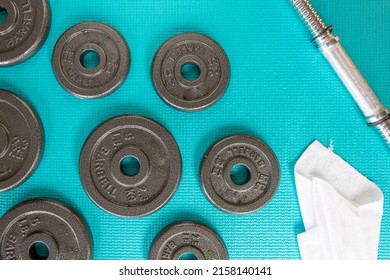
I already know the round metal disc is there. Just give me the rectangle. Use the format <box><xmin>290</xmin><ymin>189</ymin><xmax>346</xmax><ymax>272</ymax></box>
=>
<box><xmin>52</xmin><ymin>22</ymin><xmax>130</xmax><ymax>99</ymax></box>
<box><xmin>0</xmin><ymin>0</ymin><xmax>50</xmax><ymax>67</ymax></box>
<box><xmin>152</xmin><ymin>33</ymin><xmax>230</xmax><ymax>112</ymax></box>
<box><xmin>0</xmin><ymin>90</ymin><xmax>43</xmax><ymax>193</ymax></box>
<box><xmin>149</xmin><ymin>222</ymin><xmax>228</xmax><ymax>260</ymax></box>
<box><xmin>0</xmin><ymin>200</ymin><xmax>92</xmax><ymax>260</ymax></box>
<box><xmin>80</xmin><ymin>116</ymin><xmax>182</xmax><ymax>218</ymax></box>
<box><xmin>201</xmin><ymin>135</ymin><xmax>280</xmax><ymax>215</ymax></box>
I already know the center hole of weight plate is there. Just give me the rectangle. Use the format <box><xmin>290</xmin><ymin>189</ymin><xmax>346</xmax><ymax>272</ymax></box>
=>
<box><xmin>179</xmin><ymin>252</ymin><xmax>198</xmax><ymax>260</ymax></box>
<box><xmin>0</xmin><ymin>7</ymin><xmax>8</xmax><ymax>25</ymax></box>
<box><xmin>80</xmin><ymin>50</ymin><xmax>100</xmax><ymax>70</ymax></box>
<box><xmin>120</xmin><ymin>156</ymin><xmax>141</xmax><ymax>177</ymax></box>
<box><xmin>230</xmin><ymin>164</ymin><xmax>251</xmax><ymax>186</ymax></box>
<box><xmin>29</xmin><ymin>242</ymin><xmax>50</xmax><ymax>260</ymax></box>
<box><xmin>181</xmin><ymin>63</ymin><xmax>201</xmax><ymax>81</ymax></box>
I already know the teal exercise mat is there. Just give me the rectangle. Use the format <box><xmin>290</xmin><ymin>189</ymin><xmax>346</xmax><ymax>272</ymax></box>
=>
<box><xmin>0</xmin><ymin>0</ymin><xmax>389</xmax><ymax>259</ymax></box>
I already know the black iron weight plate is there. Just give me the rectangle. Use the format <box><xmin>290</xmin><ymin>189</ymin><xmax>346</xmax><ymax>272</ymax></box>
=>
<box><xmin>0</xmin><ymin>0</ymin><xmax>50</xmax><ymax>66</ymax></box>
<box><xmin>149</xmin><ymin>222</ymin><xmax>228</xmax><ymax>260</ymax></box>
<box><xmin>52</xmin><ymin>22</ymin><xmax>130</xmax><ymax>99</ymax></box>
<box><xmin>201</xmin><ymin>135</ymin><xmax>280</xmax><ymax>215</ymax></box>
<box><xmin>0</xmin><ymin>90</ymin><xmax>43</xmax><ymax>193</ymax></box>
<box><xmin>80</xmin><ymin>116</ymin><xmax>182</xmax><ymax>218</ymax></box>
<box><xmin>0</xmin><ymin>200</ymin><xmax>92</xmax><ymax>260</ymax></box>
<box><xmin>152</xmin><ymin>33</ymin><xmax>230</xmax><ymax>112</ymax></box>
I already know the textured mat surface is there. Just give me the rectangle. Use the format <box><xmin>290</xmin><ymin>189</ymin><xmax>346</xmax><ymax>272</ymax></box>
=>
<box><xmin>0</xmin><ymin>0</ymin><xmax>389</xmax><ymax>260</ymax></box>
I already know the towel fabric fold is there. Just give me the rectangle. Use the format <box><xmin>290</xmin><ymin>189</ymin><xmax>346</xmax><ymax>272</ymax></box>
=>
<box><xmin>295</xmin><ymin>141</ymin><xmax>384</xmax><ymax>260</ymax></box>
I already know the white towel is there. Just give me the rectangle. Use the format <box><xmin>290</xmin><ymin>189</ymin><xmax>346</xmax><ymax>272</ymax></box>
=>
<box><xmin>295</xmin><ymin>141</ymin><xmax>384</xmax><ymax>260</ymax></box>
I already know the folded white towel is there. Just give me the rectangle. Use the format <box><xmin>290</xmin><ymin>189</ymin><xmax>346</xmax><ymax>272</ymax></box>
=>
<box><xmin>295</xmin><ymin>141</ymin><xmax>384</xmax><ymax>260</ymax></box>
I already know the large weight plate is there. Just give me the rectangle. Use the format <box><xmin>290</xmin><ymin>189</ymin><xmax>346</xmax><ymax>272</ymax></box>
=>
<box><xmin>0</xmin><ymin>0</ymin><xmax>50</xmax><ymax>66</ymax></box>
<box><xmin>152</xmin><ymin>33</ymin><xmax>230</xmax><ymax>112</ymax></box>
<box><xmin>80</xmin><ymin>116</ymin><xmax>182</xmax><ymax>218</ymax></box>
<box><xmin>201</xmin><ymin>135</ymin><xmax>280</xmax><ymax>215</ymax></box>
<box><xmin>0</xmin><ymin>200</ymin><xmax>92</xmax><ymax>260</ymax></box>
<box><xmin>0</xmin><ymin>90</ymin><xmax>43</xmax><ymax>192</ymax></box>
<box><xmin>149</xmin><ymin>222</ymin><xmax>228</xmax><ymax>260</ymax></box>
<box><xmin>52</xmin><ymin>22</ymin><xmax>130</xmax><ymax>99</ymax></box>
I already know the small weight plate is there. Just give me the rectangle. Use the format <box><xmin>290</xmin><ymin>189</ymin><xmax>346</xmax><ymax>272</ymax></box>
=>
<box><xmin>80</xmin><ymin>116</ymin><xmax>182</xmax><ymax>218</ymax></box>
<box><xmin>149</xmin><ymin>222</ymin><xmax>228</xmax><ymax>260</ymax></box>
<box><xmin>0</xmin><ymin>90</ymin><xmax>43</xmax><ymax>193</ymax></box>
<box><xmin>0</xmin><ymin>200</ymin><xmax>92</xmax><ymax>260</ymax></box>
<box><xmin>0</xmin><ymin>0</ymin><xmax>50</xmax><ymax>66</ymax></box>
<box><xmin>52</xmin><ymin>22</ymin><xmax>130</xmax><ymax>99</ymax></box>
<box><xmin>201</xmin><ymin>135</ymin><xmax>280</xmax><ymax>215</ymax></box>
<box><xmin>152</xmin><ymin>33</ymin><xmax>230</xmax><ymax>112</ymax></box>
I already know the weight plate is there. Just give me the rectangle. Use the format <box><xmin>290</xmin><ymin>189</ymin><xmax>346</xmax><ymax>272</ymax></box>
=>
<box><xmin>152</xmin><ymin>33</ymin><xmax>230</xmax><ymax>112</ymax></box>
<box><xmin>52</xmin><ymin>22</ymin><xmax>130</xmax><ymax>99</ymax></box>
<box><xmin>149</xmin><ymin>222</ymin><xmax>228</xmax><ymax>260</ymax></box>
<box><xmin>0</xmin><ymin>0</ymin><xmax>50</xmax><ymax>66</ymax></box>
<box><xmin>0</xmin><ymin>200</ymin><xmax>92</xmax><ymax>260</ymax></box>
<box><xmin>201</xmin><ymin>135</ymin><xmax>280</xmax><ymax>215</ymax></box>
<box><xmin>80</xmin><ymin>116</ymin><xmax>182</xmax><ymax>218</ymax></box>
<box><xmin>0</xmin><ymin>90</ymin><xmax>43</xmax><ymax>192</ymax></box>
